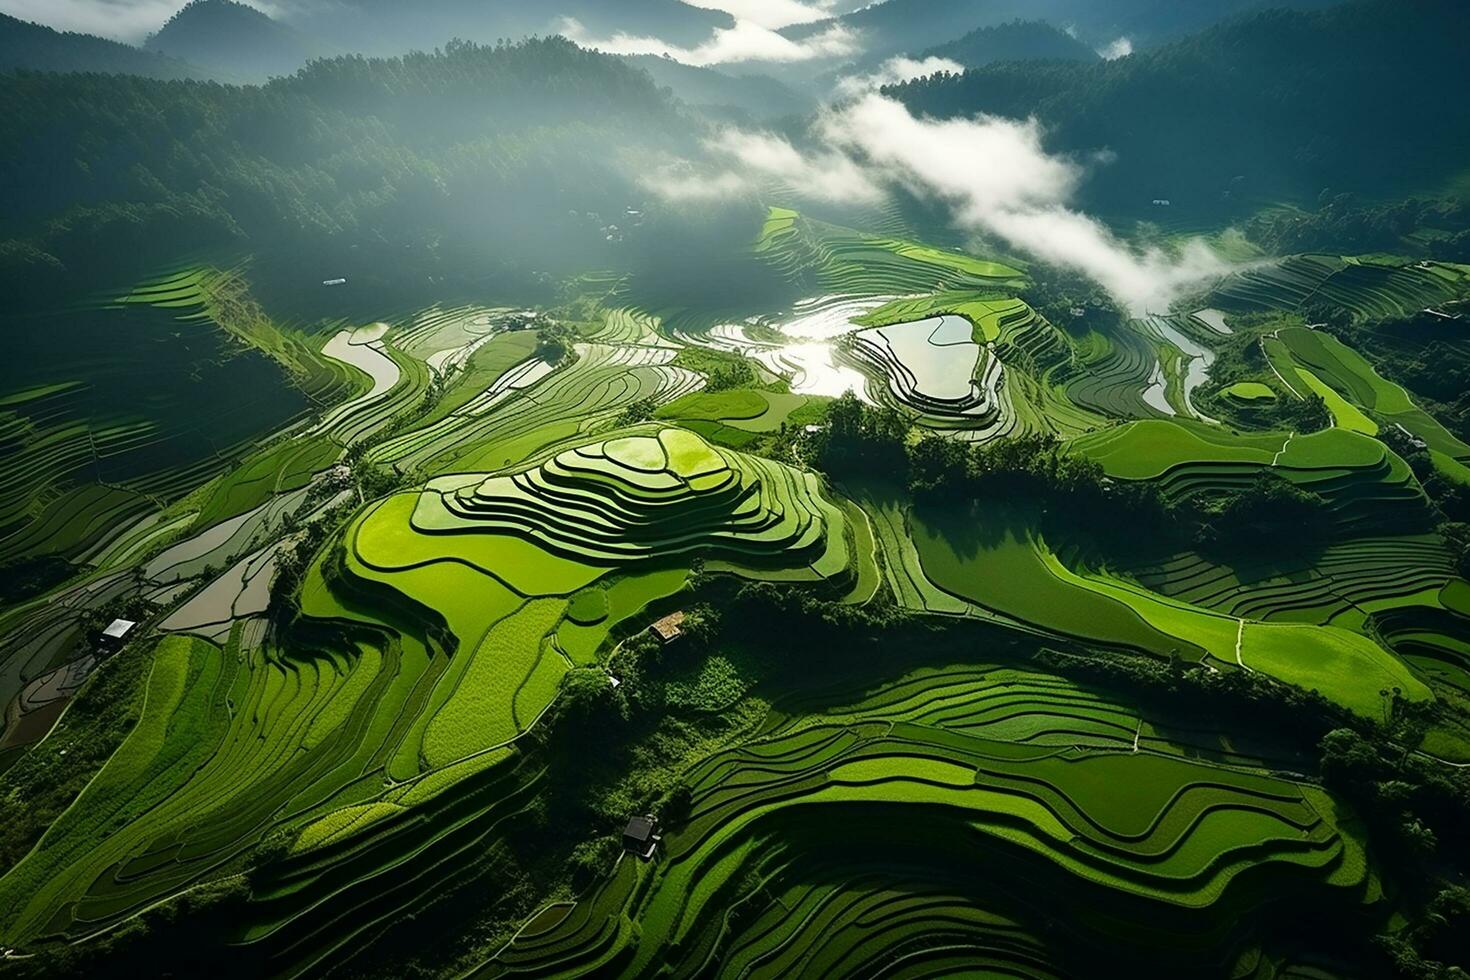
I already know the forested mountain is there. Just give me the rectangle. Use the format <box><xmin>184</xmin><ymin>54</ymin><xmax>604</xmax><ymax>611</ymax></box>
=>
<box><xmin>276</xmin><ymin>0</ymin><xmax>732</xmax><ymax>57</ymax></box>
<box><xmin>0</xmin><ymin>38</ymin><xmax>693</xmax><ymax>309</ymax></box>
<box><xmin>1078</xmin><ymin>0</ymin><xmax>1343</xmax><ymax>43</ymax></box>
<box><xmin>145</xmin><ymin>0</ymin><xmax>324</xmax><ymax>81</ymax></box>
<box><xmin>890</xmin><ymin>0</ymin><xmax>1470</xmax><ymax>215</ymax></box>
<box><xmin>920</xmin><ymin>20</ymin><xmax>1099</xmax><ymax>68</ymax></box>
<box><xmin>782</xmin><ymin>0</ymin><xmax>1015</xmax><ymax>64</ymax></box>
<box><xmin>786</xmin><ymin>0</ymin><xmax>1345</xmax><ymax>61</ymax></box>
<box><xmin>626</xmin><ymin>54</ymin><xmax>812</xmax><ymax>120</ymax></box>
<box><xmin>0</xmin><ymin>13</ymin><xmax>202</xmax><ymax>79</ymax></box>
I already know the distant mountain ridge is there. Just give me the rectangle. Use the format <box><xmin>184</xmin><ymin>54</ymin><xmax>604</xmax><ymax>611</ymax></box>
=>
<box><xmin>146</xmin><ymin>0</ymin><xmax>324</xmax><ymax>81</ymax></box>
<box><xmin>920</xmin><ymin>20</ymin><xmax>1099</xmax><ymax>68</ymax></box>
<box><xmin>626</xmin><ymin>55</ymin><xmax>812</xmax><ymax>120</ymax></box>
<box><xmin>784</xmin><ymin>0</ymin><xmax>1345</xmax><ymax>60</ymax></box>
<box><xmin>889</xmin><ymin>0</ymin><xmax>1470</xmax><ymax>213</ymax></box>
<box><xmin>275</xmin><ymin>0</ymin><xmax>733</xmax><ymax>57</ymax></box>
<box><xmin>0</xmin><ymin>13</ymin><xmax>203</xmax><ymax>79</ymax></box>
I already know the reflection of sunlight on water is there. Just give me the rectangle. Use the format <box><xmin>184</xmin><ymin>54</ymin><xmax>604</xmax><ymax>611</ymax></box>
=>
<box><xmin>1142</xmin><ymin>315</ymin><xmax>1216</xmax><ymax>423</ymax></box>
<box><xmin>764</xmin><ymin>295</ymin><xmax>896</xmax><ymax>399</ymax></box>
<box><xmin>686</xmin><ymin>295</ymin><xmax>905</xmax><ymax>401</ymax></box>
<box><xmin>1141</xmin><ymin>361</ymin><xmax>1174</xmax><ymax>416</ymax></box>
<box><xmin>780</xmin><ymin>295</ymin><xmax>894</xmax><ymax>341</ymax></box>
<box><xmin>757</xmin><ymin>342</ymin><xmax>870</xmax><ymax>398</ymax></box>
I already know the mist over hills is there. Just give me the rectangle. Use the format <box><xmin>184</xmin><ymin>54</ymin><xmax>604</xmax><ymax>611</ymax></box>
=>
<box><xmin>889</xmin><ymin>0</ymin><xmax>1470</xmax><ymax>215</ymax></box>
<box><xmin>6</xmin><ymin>0</ymin><xmax>1469</xmax><ymax>308</ymax></box>
<box><xmin>144</xmin><ymin>0</ymin><xmax>323</xmax><ymax>81</ymax></box>
<box><xmin>625</xmin><ymin>53</ymin><xmax>813</xmax><ymax>120</ymax></box>
<box><xmin>6</xmin><ymin>3</ymin><xmax>1470</xmax><ymax>980</ymax></box>
<box><xmin>918</xmin><ymin>20</ymin><xmax>1099</xmax><ymax>69</ymax></box>
<box><xmin>0</xmin><ymin>37</ymin><xmax>695</xmax><ymax>308</ymax></box>
<box><xmin>274</xmin><ymin>0</ymin><xmax>734</xmax><ymax>55</ymax></box>
<box><xmin>1</xmin><ymin>0</ymin><xmax>1358</xmax><ymax>87</ymax></box>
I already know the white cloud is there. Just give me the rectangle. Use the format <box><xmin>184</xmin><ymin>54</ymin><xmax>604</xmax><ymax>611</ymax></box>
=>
<box><xmin>640</xmin><ymin>128</ymin><xmax>883</xmax><ymax>205</ymax></box>
<box><xmin>642</xmin><ymin>165</ymin><xmax>753</xmax><ymax>203</ymax></box>
<box><xmin>709</xmin><ymin>129</ymin><xmax>884</xmax><ymax>203</ymax></box>
<box><xmin>680</xmin><ymin>0</ymin><xmax>829</xmax><ymax>30</ymax></box>
<box><xmin>559</xmin><ymin>16</ymin><xmax>857</xmax><ymax>67</ymax></box>
<box><xmin>823</xmin><ymin>95</ymin><xmax>1227</xmax><ymax>314</ymax></box>
<box><xmin>1098</xmin><ymin>36</ymin><xmax>1134</xmax><ymax>60</ymax></box>
<box><xmin>647</xmin><ymin>95</ymin><xmax>1228</xmax><ymax>314</ymax></box>
<box><xmin>1</xmin><ymin>0</ymin><xmax>176</xmax><ymax>41</ymax></box>
<box><xmin>834</xmin><ymin>55</ymin><xmax>963</xmax><ymax>97</ymax></box>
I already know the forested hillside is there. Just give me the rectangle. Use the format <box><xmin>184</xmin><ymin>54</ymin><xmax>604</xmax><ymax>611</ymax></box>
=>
<box><xmin>0</xmin><ymin>13</ymin><xmax>201</xmax><ymax>78</ymax></box>
<box><xmin>624</xmin><ymin>55</ymin><xmax>811</xmax><ymax>120</ymax></box>
<box><xmin>0</xmin><ymin>37</ymin><xmax>692</xmax><ymax>308</ymax></box>
<box><xmin>145</xmin><ymin>0</ymin><xmax>323</xmax><ymax>81</ymax></box>
<box><xmin>920</xmin><ymin>20</ymin><xmax>1099</xmax><ymax>68</ymax></box>
<box><xmin>890</xmin><ymin>0</ymin><xmax>1470</xmax><ymax>214</ymax></box>
<box><xmin>280</xmin><ymin>0</ymin><xmax>732</xmax><ymax>57</ymax></box>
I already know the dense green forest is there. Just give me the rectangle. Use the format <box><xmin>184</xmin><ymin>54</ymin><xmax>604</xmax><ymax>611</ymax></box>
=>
<box><xmin>919</xmin><ymin>20</ymin><xmax>1099</xmax><ymax>68</ymax></box>
<box><xmin>890</xmin><ymin>0</ymin><xmax>1470</xmax><ymax>216</ymax></box>
<box><xmin>0</xmin><ymin>13</ymin><xmax>201</xmax><ymax>78</ymax></box>
<box><xmin>146</xmin><ymin>0</ymin><xmax>324</xmax><ymax>81</ymax></box>
<box><xmin>0</xmin><ymin>37</ymin><xmax>692</xmax><ymax>308</ymax></box>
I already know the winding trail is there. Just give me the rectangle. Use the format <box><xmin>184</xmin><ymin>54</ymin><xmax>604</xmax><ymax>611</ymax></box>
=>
<box><xmin>1260</xmin><ymin>335</ymin><xmax>1304</xmax><ymax>400</ymax></box>
<box><xmin>1234</xmin><ymin>619</ymin><xmax>1252</xmax><ymax>671</ymax></box>
<box><xmin>1270</xmin><ymin>432</ymin><xmax>1295</xmax><ymax>467</ymax></box>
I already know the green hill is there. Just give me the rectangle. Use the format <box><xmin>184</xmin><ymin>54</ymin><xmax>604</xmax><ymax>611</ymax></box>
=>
<box><xmin>0</xmin><ymin>13</ymin><xmax>203</xmax><ymax>79</ymax></box>
<box><xmin>625</xmin><ymin>54</ymin><xmax>812</xmax><ymax>120</ymax></box>
<box><xmin>145</xmin><ymin>0</ymin><xmax>324</xmax><ymax>81</ymax></box>
<box><xmin>920</xmin><ymin>19</ymin><xmax>1099</xmax><ymax>68</ymax></box>
<box><xmin>891</xmin><ymin>0</ymin><xmax>1470</xmax><ymax>217</ymax></box>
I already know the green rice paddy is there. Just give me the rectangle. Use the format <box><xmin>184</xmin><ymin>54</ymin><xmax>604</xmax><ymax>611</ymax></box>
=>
<box><xmin>3</xmin><ymin>224</ymin><xmax>1468</xmax><ymax>977</ymax></box>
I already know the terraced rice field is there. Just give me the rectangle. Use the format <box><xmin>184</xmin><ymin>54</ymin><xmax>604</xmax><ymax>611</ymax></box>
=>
<box><xmin>482</xmin><ymin>664</ymin><xmax>1374</xmax><ymax>977</ymax></box>
<box><xmin>905</xmin><ymin>503</ymin><xmax>1426</xmax><ymax>719</ymax></box>
<box><xmin>1212</xmin><ymin>255</ymin><xmax>1468</xmax><ymax>319</ymax></box>
<box><xmin>4</xmin><ymin>226</ymin><xmax>1470</xmax><ymax>978</ymax></box>
<box><xmin>754</xmin><ymin>207</ymin><xmax>1027</xmax><ymax>298</ymax></box>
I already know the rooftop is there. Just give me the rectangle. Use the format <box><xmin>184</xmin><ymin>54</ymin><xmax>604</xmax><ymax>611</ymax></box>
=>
<box><xmin>649</xmin><ymin>611</ymin><xmax>686</xmax><ymax>643</ymax></box>
<box><xmin>101</xmin><ymin>619</ymin><xmax>137</xmax><ymax>640</ymax></box>
<box><xmin>623</xmin><ymin>815</ymin><xmax>654</xmax><ymax>843</ymax></box>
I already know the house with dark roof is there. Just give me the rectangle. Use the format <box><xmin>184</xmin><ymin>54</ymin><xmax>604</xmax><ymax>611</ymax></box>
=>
<box><xmin>622</xmin><ymin>814</ymin><xmax>660</xmax><ymax>860</ymax></box>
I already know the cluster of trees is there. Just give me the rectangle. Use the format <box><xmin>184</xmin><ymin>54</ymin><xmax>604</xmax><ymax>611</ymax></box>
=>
<box><xmin>1194</xmin><ymin>471</ymin><xmax>1335</xmax><ymax>549</ymax></box>
<box><xmin>0</xmin><ymin>37</ymin><xmax>692</xmax><ymax>310</ymax></box>
<box><xmin>670</xmin><ymin>346</ymin><xmax>757</xmax><ymax>392</ymax></box>
<box><xmin>1250</xmin><ymin>193</ymin><xmax>1470</xmax><ymax>262</ymax></box>
<box><xmin>810</xmin><ymin>391</ymin><xmax>908</xmax><ymax>476</ymax></box>
<box><xmin>533</xmin><ymin>322</ymin><xmax>578</xmax><ymax>366</ymax></box>
<box><xmin>889</xmin><ymin>0</ymin><xmax>1470</xmax><ymax>215</ymax></box>
<box><xmin>811</xmin><ymin>393</ymin><xmax>1338</xmax><ymax>557</ymax></box>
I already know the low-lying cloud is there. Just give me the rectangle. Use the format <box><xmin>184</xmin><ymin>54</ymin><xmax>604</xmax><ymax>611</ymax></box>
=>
<box><xmin>1098</xmin><ymin>37</ymin><xmax>1134</xmax><ymax>60</ymax></box>
<box><xmin>643</xmin><ymin>128</ymin><xmax>883</xmax><ymax>205</ymax></box>
<box><xmin>647</xmin><ymin>94</ymin><xmax>1228</xmax><ymax>314</ymax></box>
<box><xmin>681</xmin><ymin>0</ymin><xmax>830</xmax><ymax>31</ymax></box>
<box><xmin>559</xmin><ymin>15</ymin><xmax>857</xmax><ymax>66</ymax></box>
<box><xmin>834</xmin><ymin>55</ymin><xmax>963</xmax><ymax>97</ymax></box>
